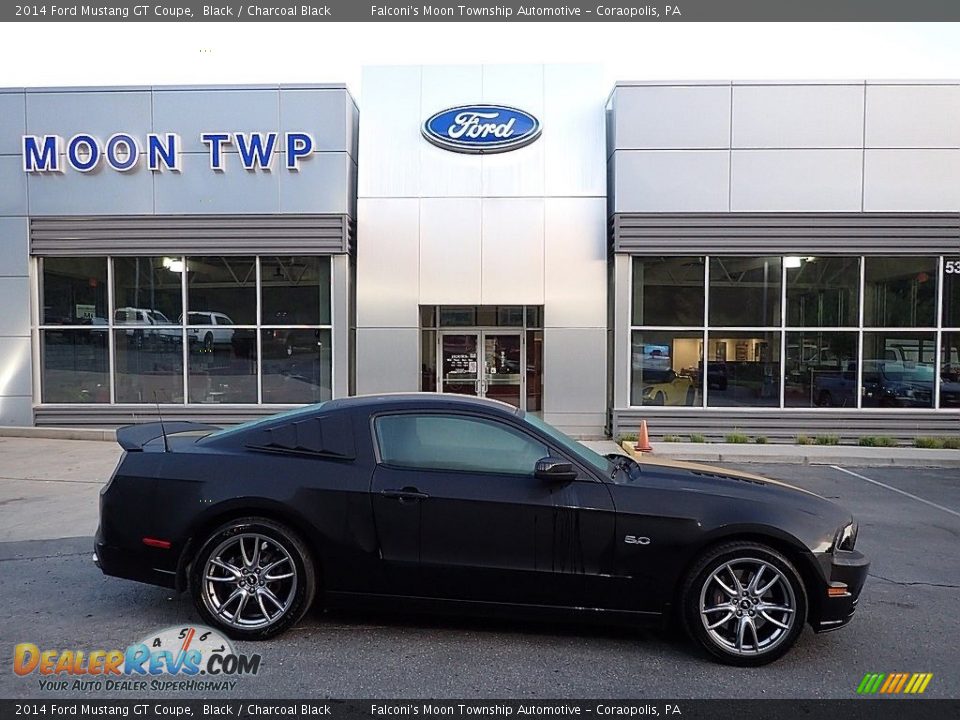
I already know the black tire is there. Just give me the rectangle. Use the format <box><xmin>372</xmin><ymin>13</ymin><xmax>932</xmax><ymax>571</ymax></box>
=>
<box><xmin>189</xmin><ymin>517</ymin><xmax>316</xmax><ymax>640</ymax></box>
<box><xmin>203</xmin><ymin>332</ymin><xmax>214</xmax><ymax>352</ymax></box>
<box><xmin>680</xmin><ymin>541</ymin><xmax>807</xmax><ymax>667</ymax></box>
<box><xmin>685</xmin><ymin>387</ymin><xmax>696</xmax><ymax>406</ymax></box>
<box><xmin>653</xmin><ymin>391</ymin><xmax>666</xmax><ymax>406</ymax></box>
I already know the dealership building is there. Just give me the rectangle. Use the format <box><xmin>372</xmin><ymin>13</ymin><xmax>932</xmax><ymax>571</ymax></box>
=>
<box><xmin>2</xmin><ymin>66</ymin><xmax>959</xmax><ymax>440</ymax></box>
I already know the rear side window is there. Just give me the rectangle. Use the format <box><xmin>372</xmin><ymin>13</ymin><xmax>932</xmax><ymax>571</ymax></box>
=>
<box><xmin>375</xmin><ymin>414</ymin><xmax>547</xmax><ymax>476</ymax></box>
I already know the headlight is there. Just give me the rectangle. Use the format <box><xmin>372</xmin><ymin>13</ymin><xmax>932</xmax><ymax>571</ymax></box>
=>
<box><xmin>834</xmin><ymin>521</ymin><xmax>858</xmax><ymax>552</ymax></box>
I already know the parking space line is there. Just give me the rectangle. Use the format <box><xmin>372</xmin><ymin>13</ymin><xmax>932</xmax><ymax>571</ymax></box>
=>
<box><xmin>831</xmin><ymin>465</ymin><xmax>960</xmax><ymax>520</ymax></box>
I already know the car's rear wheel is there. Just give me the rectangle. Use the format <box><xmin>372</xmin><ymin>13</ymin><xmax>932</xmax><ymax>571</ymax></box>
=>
<box><xmin>680</xmin><ymin>541</ymin><xmax>807</xmax><ymax>666</ymax></box>
<box><xmin>189</xmin><ymin>517</ymin><xmax>316</xmax><ymax>640</ymax></box>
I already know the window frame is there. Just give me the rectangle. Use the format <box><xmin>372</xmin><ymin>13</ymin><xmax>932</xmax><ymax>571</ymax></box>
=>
<box><xmin>370</xmin><ymin>410</ymin><xmax>595</xmax><ymax>480</ymax></box>
<box><xmin>628</xmin><ymin>254</ymin><xmax>951</xmax><ymax>411</ymax></box>
<box><xmin>35</xmin><ymin>255</ymin><xmax>335</xmax><ymax>407</ymax></box>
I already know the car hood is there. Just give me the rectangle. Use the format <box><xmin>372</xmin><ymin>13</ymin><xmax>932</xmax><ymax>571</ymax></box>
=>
<box><xmin>628</xmin><ymin>452</ymin><xmax>824</xmax><ymax>500</ymax></box>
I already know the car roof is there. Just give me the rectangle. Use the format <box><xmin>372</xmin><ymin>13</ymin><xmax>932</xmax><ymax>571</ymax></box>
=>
<box><xmin>323</xmin><ymin>392</ymin><xmax>522</xmax><ymax>415</ymax></box>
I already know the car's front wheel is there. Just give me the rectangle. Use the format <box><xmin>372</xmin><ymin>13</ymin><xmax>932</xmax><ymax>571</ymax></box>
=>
<box><xmin>189</xmin><ymin>517</ymin><xmax>316</xmax><ymax>640</ymax></box>
<box><xmin>681</xmin><ymin>541</ymin><xmax>807</xmax><ymax>666</ymax></box>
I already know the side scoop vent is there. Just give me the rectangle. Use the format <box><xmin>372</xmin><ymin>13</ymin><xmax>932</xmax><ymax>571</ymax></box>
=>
<box><xmin>246</xmin><ymin>416</ymin><xmax>356</xmax><ymax>460</ymax></box>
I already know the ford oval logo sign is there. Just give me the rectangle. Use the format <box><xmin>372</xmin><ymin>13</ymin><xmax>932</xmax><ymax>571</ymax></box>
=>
<box><xmin>422</xmin><ymin>105</ymin><xmax>542</xmax><ymax>154</ymax></box>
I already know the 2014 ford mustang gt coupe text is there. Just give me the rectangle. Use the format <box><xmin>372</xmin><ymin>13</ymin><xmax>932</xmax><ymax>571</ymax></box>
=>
<box><xmin>95</xmin><ymin>394</ymin><xmax>869</xmax><ymax>666</ymax></box>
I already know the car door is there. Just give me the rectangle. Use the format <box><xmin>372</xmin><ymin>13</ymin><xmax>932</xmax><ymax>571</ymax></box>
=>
<box><xmin>370</xmin><ymin>411</ymin><xmax>612</xmax><ymax>607</ymax></box>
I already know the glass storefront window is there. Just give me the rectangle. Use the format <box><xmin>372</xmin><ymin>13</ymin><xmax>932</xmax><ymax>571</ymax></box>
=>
<box><xmin>526</xmin><ymin>330</ymin><xmax>543</xmax><ymax>412</ymax></box>
<box><xmin>188</xmin><ymin>331</ymin><xmax>257</xmax><ymax>404</ymax></box>
<box><xmin>187</xmin><ymin>256</ymin><xmax>256</xmax><ymax>326</ymax></box>
<box><xmin>942</xmin><ymin>259</ymin><xmax>960</xmax><ymax>328</ymax></box>
<box><xmin>260</xmin><ymin>256</ymin><xmax>331</xmax><ymax>325</ymax></box>
<box><xmin>940</xmin><ymin>332</ymin><xmax>960</xmax><ymax>408</ymax></box>
<box><xmin>784</xmin><ymin>331</ymin><xmax>858</xmax><ymax>408</ymax></box>
<box><xmin>864</xmin><ymin>257</ymin><xmax>937</xmax><ymax>328</ymax></box>
<box><xmin>630</xmin><ymin>331</ymin><xmax>703</xmax><ymax>407</ymax></box>
<box><xmin>786</xmin><ymin>256</ymin><xmax>860</xmax><ymax>327</ymax></box>
<box><xmin>706</xmin><ymin>331</ymin><xmax>781</xmax><ymax>407</ymax></box>
<box><xmin>632</xmin><ymin>257</ymin><xmax>704</xmax><ymax>326</ymax></box>
<box><xmin>41</xmin><ymin>258</ymin><xmax>108</xmax><ymax>326</ymax></box>
<box><xmin>261</xmin><ymin>328</ymin><xmax>332</xmax><ymax>404</ymax></box>
<box><xmin>113</xmin><ymin>256</ymin><xmax>183</xmax><ymax>326</ymax></box>
<box><xmin>421</xmin><ymin>330</ymin><xmax>437</xmax><ymax>393</ymax></box>
<box><xmin>114</xmin><ymin>329</ymin><xmax>184</xmax><ymax>403</ymax></box>
<box><xmin>709</xmin><ymin>257</ymin><xmax>781</xmax><ymax>327</ymax></box>
<box><xmin>41</xmin><ymin>330</ymin><xmax>109</xmax><ymax>403</ymax></box>
<box><xmin>862</xmin><ymin>332</ymin><xmax>936</xmax><ymax>409</ymax></box>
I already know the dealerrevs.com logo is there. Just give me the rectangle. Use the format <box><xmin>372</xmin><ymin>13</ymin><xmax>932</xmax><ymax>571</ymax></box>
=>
<box><xmin>13</xmin><ymin>625</ymin><xmax>261</xmax><ymax>692</ymax></box>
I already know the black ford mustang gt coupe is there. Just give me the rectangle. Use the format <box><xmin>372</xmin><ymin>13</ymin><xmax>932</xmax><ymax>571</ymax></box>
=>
<box><xmin>95</xmin><ymin>394</ymin><xmax>868</xmax><ymax>666</ymax></box>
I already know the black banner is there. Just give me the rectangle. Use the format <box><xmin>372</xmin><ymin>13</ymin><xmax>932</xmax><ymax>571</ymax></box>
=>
<box><xmin>1</xmin><ymin>700</ymin><xmax>959</xmax><ymax>720</ymax></box>
<box><xmin>5</xmin><ymin>1</ymin><xmax>960</xmax><ymax>22</ymax></box>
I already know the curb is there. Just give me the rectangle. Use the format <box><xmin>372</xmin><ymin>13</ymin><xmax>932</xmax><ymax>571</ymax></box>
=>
<box><xmin>617</xmin><ymin>440</ymin><xmax>960</xmax><ymax>468</ymax></box>
<box><xmin>0</xmin><ymin>426</ymin><xmax>117</xmax><ymax>442</ymax></box>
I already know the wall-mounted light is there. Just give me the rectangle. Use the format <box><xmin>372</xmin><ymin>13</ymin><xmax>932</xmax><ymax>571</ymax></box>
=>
<box><xmin>162</xmin><ymin>257</ymin><xmax>186</xmax><ymax>273</ymax></box>
<box><xmin>784</xmin><ymin>256</ymin><xmax>803</xmax><ymax>269</ymax></box>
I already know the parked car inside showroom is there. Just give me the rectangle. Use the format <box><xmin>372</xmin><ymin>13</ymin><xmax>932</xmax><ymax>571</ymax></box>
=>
<box><xmin>95</xmin><ymin>394</ymin><xmax>868</xmax><ymax>666</ymax></box>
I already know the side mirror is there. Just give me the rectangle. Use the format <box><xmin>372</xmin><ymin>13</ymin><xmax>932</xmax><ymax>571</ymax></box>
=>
<box><xmin>534</xmin><ymin>456</ymin><xmax>577</xmax><ymax>482</ymax></box>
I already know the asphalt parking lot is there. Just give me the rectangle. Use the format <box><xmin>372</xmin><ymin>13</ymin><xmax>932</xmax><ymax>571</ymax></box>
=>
<box><xmin>0</xmin><ymin>438</ymin><xmax>957</xmax><ymax>699</ymax></box>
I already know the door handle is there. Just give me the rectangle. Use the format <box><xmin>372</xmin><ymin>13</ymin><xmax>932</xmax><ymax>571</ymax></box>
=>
<box><xmin>380</xmin><ymin>487</ymin><xmax>430</xmax><ymax>501</ymax></box>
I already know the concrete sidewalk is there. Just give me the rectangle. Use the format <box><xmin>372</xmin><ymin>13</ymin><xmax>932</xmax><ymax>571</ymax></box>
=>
<box><xmin>582</xmin><ymin>439</ymin><xmax>960</xmax><ymax>468</ymax></box>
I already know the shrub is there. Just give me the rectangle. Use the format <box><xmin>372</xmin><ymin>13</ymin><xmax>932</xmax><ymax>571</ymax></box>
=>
<box><xmin>859</xmin><ymin>436</ymin><xmax>896</xmax><ymax>447</ymax></box>
<box><xmin>617</xmin><ymin>433</ymin><xmax>638</xmax><ymax>443</ymax></box>
<box><xmin>815</xmin><ymin>434</ymin><xmax>840</xmax><ymax>446</ymax></box>
<box><xmin>942</xmin><ymin>437</ymin><xmax>960</xmax><ymax>450</ymax></box>
<box><xmin>915</xmin><ymin>437</ymin><xmax>944</xmax><ymax>449</ymax></box>
<box><xmin>725</xmin><ymin>432</ymin><xmax>749</xmax><ymax>444</ymax></box>
<box><xmin>689</xmin><ymin>433</ymin><xmax>707</xmax><ymax>444</ymax></box>
<box><xmin>754</xmin><ymin>435</ymin><xmax>768</xmax><ymax>444</ymax></box>
<box><xmin>796</xmin><ymin>434</ymin><xmax>813</xmax><ymax>445</ymax></box>
<box><xmin>662</xmin><ymin>434</ymin><xmax>681</xmax><ymax>443</ymax></box>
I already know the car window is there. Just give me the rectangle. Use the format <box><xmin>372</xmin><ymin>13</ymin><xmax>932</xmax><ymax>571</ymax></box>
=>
<box><xmin>375</xmin><ymin>414</ymin><xmax>548</xmax><ymax>476</ymax></box>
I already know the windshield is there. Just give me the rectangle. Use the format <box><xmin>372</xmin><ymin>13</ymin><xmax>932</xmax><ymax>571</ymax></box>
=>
<box><xmin>521</xmin><ymin>412</ymin><xmax>614</xmax><ymax>476</ymax></box>
<box><xmin>200</xmin><ymin>403</ymin><xmax>327</xmax><ymax>442</ymax></box>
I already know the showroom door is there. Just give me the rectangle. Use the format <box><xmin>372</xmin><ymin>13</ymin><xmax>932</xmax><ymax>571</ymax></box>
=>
<box><xmin>439</xmin><ymin>331</ymin><xmax>524</xmax><ymax>409</ymax></box>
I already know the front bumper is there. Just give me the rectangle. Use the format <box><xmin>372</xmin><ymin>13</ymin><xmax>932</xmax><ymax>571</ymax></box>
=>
<box><xmin>811</xmin><ymin>549</ymin><xmax>870</xmax><ymax>633</ymax></box>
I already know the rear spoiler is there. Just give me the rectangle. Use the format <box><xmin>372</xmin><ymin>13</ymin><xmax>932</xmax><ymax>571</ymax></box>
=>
<box><xmin>116</xmin><ymin>421</ymin><xmax>221</xmax><ymax>451</ymax></box>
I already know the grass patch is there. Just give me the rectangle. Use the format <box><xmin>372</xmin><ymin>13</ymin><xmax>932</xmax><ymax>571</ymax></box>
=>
<box><xmin>914</xmin><ymin>437</ymin><xmax>944</xmax><ymax>449</ymax></box>
<box><xmin>814</xmin><ymin>434</ymin><xmax>840</xmax><ymax>446</ymax></box>
<box><xmin>688</xmin><ymin>433</ymin><xmax>707</xmax><ymax>443</ymax></box>
<box><xmin>662</xmin><ymin>434</ymin><xmax>681</xmax><ymax>443</ymax></box>
<box><xmin>754</xmin><ymin>435</ymin><xmax>768</xmax><ymax>444</ymax></box>
<box><xmin>617</xmin><ymin>433</ymin><xmax>637</xmax><ymax>443</ymax></box>
<box><xmin>858</xmin><ymin>435</ymin><xmax>897</xmax><ymax>447</ymax></box>
<box><xmin>795</xmin><ymin>434</ymin><xmax>814</xmax><ymax>445</ymax></box>
<box><xmin>725</xmin><ymin>432</ymin><xmax>749</xmax><ymax>444</ymax></box>
<box><xmin>942</xmin><ymin>437</ymin><xmax>960</xmax><ymax>450</ymax></box>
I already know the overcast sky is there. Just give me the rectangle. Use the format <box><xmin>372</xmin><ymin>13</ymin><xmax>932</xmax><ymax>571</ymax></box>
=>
<box><xmin>1</xmin><ymin>23</ymin><xmax>958</xmax><ymax>97</ymax></box>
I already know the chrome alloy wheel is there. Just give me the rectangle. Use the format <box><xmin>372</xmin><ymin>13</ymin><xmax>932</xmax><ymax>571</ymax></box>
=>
<box><xmin>200</xmin><ymin>533</ymin><xmax>298</xmax><ymax>630</ymax></box>
<box><xmin>698</xmin><ymin>557</ymin><xmax>797</xmax><ymax>657</ymax></box>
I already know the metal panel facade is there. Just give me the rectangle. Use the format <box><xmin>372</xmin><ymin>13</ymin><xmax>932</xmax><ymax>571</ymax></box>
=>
<box><xmin>356</xmin><ymin>65</ymin><xmax>608</xmax><ymax>435</ymax></box>
<box><xmin>609</xmin><ymin>81</ymin><xmax>960</xmax><ymax>438</ymax></box>
<box><xmin>3</xmin><ymin>84</ymin><xmax>358</xmax><ymax>427</ymax></box>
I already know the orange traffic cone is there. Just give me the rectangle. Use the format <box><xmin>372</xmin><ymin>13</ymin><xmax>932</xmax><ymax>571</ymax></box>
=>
<box><xmin>635</xmin><ymin>420</ymin><xmax>653</xmax><ymax>453</ymax></box>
